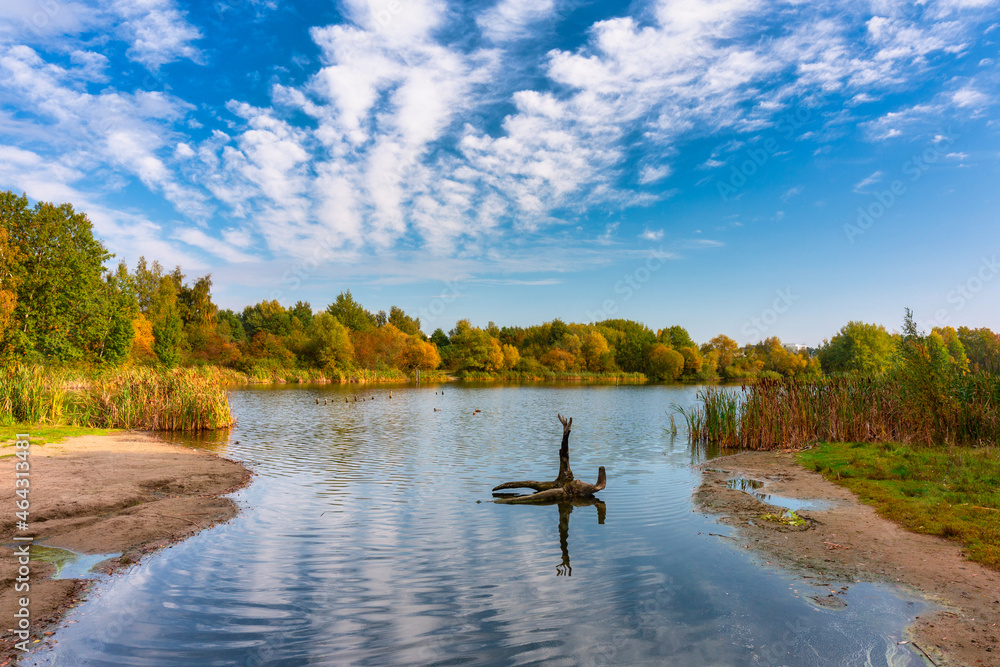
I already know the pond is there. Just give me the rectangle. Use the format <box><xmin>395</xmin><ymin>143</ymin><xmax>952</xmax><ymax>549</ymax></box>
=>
<box><xmin>27</xmin><ymin>384</ymin><xmax>927</xmax><ymax>666</ymax></box>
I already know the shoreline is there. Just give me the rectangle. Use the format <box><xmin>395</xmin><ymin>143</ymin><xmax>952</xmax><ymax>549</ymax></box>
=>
<box><xmin>695</xmin><ymin>450</ymin><xmax>1000</xmax><ymax>667</ymax></box>
<box><xmin>0</xmin><ymin>432</ymin><xmax>251</xmax><ymax>664</ymax></box>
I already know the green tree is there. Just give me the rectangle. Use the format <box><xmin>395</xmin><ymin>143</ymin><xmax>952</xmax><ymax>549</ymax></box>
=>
<box><xmin>430</xmin><ymin>328</ymin><xmax>449</xmax><ymax>348</ymax></box>
<box><xmin>216</xmin><ymin>309</ymin><xmax>246</xmax><ymax>344</ymax></box>
<box><xmin>660</xmin><ymin>325</ymin><xmax>695</xmax><ymax>350</ymax></box>
<box><xmin>326</xmin><ymin>290</ymin><xmax>376</xmax><ymax>331</ymax></box>
<box><xmin>932</xmin><ymin>326</ymin><xmax>970</xmax><ymax>374</ymax></box>
<box><xmin>241</xmin><ymin>300</ymin><xmax>292</xmax><ymax>338</ymax></box>
<box><xmin>548</xmin><ymin>318</ymin><xmax>570</xmax><ymax>344</ymax></box>
<box><xmin>153</xmin><ymin>307</ymin><xmax>183</xmax><ymax>367</ymax></box>
<box><xmin>818</xmin><ymin>321</ymin><xmax>898</xmax><ymax>375</ymax></box>
<box><xmin>449</xmin><ymin>319</ymin><xmax>503</xmax><ymax>371</ymax></box>
<box><xmin>289</xmin><ymin>301</ymin><xmax>314</xmax><ymax>328</ymax></box>
<box><xmin>1</xmin><ymin>191</ymin><xmax>135</xmax><ymax>363</ymax></box>
<box><xmin>956</xmin><ymin>326</ymin><xmax>1000</xmax><ymax>373</ymax></box>
<box><xmin>304</xmin><ymin>312</ymin><xmax>354</xmax><ymax>371</ymax></box>
<box><xmin>388</xmin><ymin>305</ymin><xmax>423</xmax><ymax>337</ymax></box>
<box><xmin>598</xmin><ymin>319</ymin><xmax>655</xmax><ymax>373</ymax></box>
<box><xmin>91</xmin><ymin>262</ymin><xmax>137</xmax><ymax>364</ymax></box>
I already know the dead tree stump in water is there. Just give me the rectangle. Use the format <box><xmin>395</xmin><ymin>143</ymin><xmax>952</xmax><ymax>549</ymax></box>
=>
<box><xmin>492</xmin><ymin>414</ymin><xmax>606</xmax><ymax>503</ymax></box>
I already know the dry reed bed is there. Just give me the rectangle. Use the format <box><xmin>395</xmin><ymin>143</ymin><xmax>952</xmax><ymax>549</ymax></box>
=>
<box><xmin>679</xmin><ymin>375</ymin><xmax>1000</xmax><ymax>450</ymax></box>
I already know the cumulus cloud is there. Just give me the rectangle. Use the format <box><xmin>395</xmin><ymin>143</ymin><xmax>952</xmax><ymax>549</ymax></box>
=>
<box><xmin>478</xmin><ymin>0</ymin><xmax>558</xmax><ymax>42</ymax></box>
<box><xmin>113</xmin><ymin>0</ymin><xmax>202</xmax><ymax>69</ymax></box>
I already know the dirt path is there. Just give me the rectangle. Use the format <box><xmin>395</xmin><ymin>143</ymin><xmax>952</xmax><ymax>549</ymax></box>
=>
<box><xmin>695</xmin><ymin>450</ymin><xmax>1000</xmax><ymax>667</ymax></box>
<box><xmin>0</xmin><ymin>432</ymin><xmax>251</xmax><ymax>664</ymax></box>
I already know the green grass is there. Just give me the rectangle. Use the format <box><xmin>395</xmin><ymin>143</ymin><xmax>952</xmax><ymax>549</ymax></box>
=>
<box><xmin>799</xmin><ymin>441</ymin><xmax>1000</xmax><ymax>569</ymax></box>
<box><xmin>0</xmin><ymin>423</ymin><xmax>116</xmax><ymax>449</ymax></box>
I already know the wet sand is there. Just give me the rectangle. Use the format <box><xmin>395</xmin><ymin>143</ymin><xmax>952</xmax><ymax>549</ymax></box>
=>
<box><xmin>695</xmin><ymin>450</ymin><xmax>1000</xmax><ymax>667</ymax></box>
<box><xmin>0</xmin><ymin>433</ymin><xmax>250</xmax><ymax>663</ymax></box>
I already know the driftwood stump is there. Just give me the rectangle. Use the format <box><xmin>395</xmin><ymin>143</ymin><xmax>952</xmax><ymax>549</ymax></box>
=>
<box><xmin>492</xmin><ymin>414</ymin><xmax>606</xmax><ymax>503</ymax></box>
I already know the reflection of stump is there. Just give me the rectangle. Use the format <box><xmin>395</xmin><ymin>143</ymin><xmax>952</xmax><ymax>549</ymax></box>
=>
<box><xmin>492</xmin><ymin>414</ymin><xmax>606</xmax><ymax>503</ymax></box>
<box><xmin>556</xmin><ymin>499</ymin><xmax>606</xmax><ymax>576</ymax></box>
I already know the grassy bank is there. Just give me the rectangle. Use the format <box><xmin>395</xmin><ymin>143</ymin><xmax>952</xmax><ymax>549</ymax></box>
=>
<box><xmin>0</xmin><ymin>424</ymin><xmax>115</xmax><ymax>447</ymax></box>
<box><xmin>799</xmin><ymin>441</ymin><xmax>1000</xmax><ymax>569</ymax></box>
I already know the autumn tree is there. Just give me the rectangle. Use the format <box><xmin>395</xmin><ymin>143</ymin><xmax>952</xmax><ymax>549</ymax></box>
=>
<box><xmin>0</xmin><ymin>225</ymin><xmax>21</xmax><ymax>356</ymax></box>
<box><xmin>647</xmin><ymin>344</ymin><xmax>684</xmax><ymax>380</ymax></box>
<box><xmin>501</xmin><ymin>343</ymin><xmax>520</xmax><ymax>370</ymax></box>
<box><xmin>678</xmin><ymin>346</ymin><xmax>703</xmax><ymax>377</ymax></box>
<box><xmin>403</xmin><ymin>337</ymin><xmax>441</xmax><ymax>370</ymax></box>
<box><xmin>702</xmin><ymin>335</ymin><xmax>738</xmax><ymax>370</ymax></box>
<box><xmin>351</xmin><ymin>323</ymin><xmax>409</xmax><ymax>369</ymax></box>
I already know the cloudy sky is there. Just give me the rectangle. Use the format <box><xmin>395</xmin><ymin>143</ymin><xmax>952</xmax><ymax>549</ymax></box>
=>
<box><xmin>1</xmin><ymin>0</ymin><xmax>998</xmax><ymax>344</ymax></box>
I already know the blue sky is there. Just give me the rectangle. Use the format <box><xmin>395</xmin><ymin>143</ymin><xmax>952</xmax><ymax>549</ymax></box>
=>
<box><xmin>1</xmin><ymin>0</ymin><xmax>999</xmax><ymax>345</ymax></box>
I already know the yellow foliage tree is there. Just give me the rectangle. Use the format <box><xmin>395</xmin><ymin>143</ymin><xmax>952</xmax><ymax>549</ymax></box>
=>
<box><xmin>501</xmin><ymin>343</ymin><xmax>520</xmax><ymax>370</ymax></box>
<box><xmin>130</xmin><ymin>313</ymin><xmax>156</xmax><ymax>361</ymax></box>
<box><xmin>540</xmin><ymin>348</ymin><xmax>576</xmax><ymax>372</ymax></box>
<box><xmin>581</xmin><ymin>331</ymin><xmax>610</xmax><ymax>371</ymax></box>
<box><xmin>403</xmin><ymin>337</ymin><xmax>442</xmax><ymax>370</ymax></box>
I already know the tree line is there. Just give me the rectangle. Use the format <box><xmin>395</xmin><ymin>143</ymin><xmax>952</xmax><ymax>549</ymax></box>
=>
<box><xmin>2</xmin><ymin>191</ymin><xmax>998</xmax><ymax>381</ymax></box>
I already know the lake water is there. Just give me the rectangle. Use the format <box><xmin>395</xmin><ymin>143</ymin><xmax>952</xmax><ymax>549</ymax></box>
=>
<box><xmin>27</xmin><ymin>384</ymin><xmax>927</xmax><ymax>666</ymax></box>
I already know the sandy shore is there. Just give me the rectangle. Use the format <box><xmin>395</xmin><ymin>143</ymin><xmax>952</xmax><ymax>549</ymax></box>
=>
<box><xmin>0</xmin><ymin>432</ymin><xmax>251</xmax><ymax>664</ymax></box>
<box><xmin>695</xmin><ymin>450</ymin><xmax>1000</xmax><ymax>667</ymax></box>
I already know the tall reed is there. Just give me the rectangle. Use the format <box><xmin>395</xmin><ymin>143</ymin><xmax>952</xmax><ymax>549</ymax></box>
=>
<box><xmin>69</xmin><ymin>367</ymin><xmax>235</xmax><ymax>431</ymax></box>
<box><xmin>0</xmin><ymin>365</ymin><xmax>235</xmax><ymax>431</ymax></box>
<box><xmin>680</xmin><ymin>374</ymin><xmax>1000</xmax><ymax>450</ymax></box>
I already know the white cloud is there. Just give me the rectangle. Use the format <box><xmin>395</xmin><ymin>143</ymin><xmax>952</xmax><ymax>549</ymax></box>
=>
<box><xmin>174</xmin><ymin>228</ymin><xmax>256</xmax><ymax>263</ymax></box>
<box><xmin>640</xmin><ymin>229</ymin><xmax>665</xmax><ymax>241</ymax></box>
<box><xmin>1</xmin><ymin>0</ymin><xmax>999</xmax><ymax>277</ymax></box>
<box><xmin>853</xmin><ymin>171</ymin><xmax>884</xmax><ymax>193</ymax></box>
<box><xmin>781</xmin><ymin>185</ymin><xmax>804</xmax><ymax>201</ymax></box>
<box><xmin>952</xmin><ymin>85</ymin><xmax>989</xmax><ymax>109</ymax></box>
<box><xmin>113</xmin><ymin>0</ymin><xmax>202</xmax><ymax>69</ymax></box>
<box><xmin>639</xmin><ymin>164</ymin><xmax>672</xmax><ymax>184</ymax></box>
<box><xmin>478</xmin><ymin>0</ymin><xmax>557</xmax><ymax>42</ymax></box>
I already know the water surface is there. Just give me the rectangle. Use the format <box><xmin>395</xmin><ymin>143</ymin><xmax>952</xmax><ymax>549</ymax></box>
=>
<box><xmin>27</xmin><ymin>384</ymin><xmax>925</xmax><ymax>666</ymax></box>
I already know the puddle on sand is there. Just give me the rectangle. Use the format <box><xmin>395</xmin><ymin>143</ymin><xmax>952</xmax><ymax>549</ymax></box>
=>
<box><xmin>30</xmin><ymin>545</ymin><xmax>120</xmax><ymax>580</ymax></box>
<box><xmin>727</xmin><ymin>477</ymin><xmax>832</xmax><ymax>511</ymax></box>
